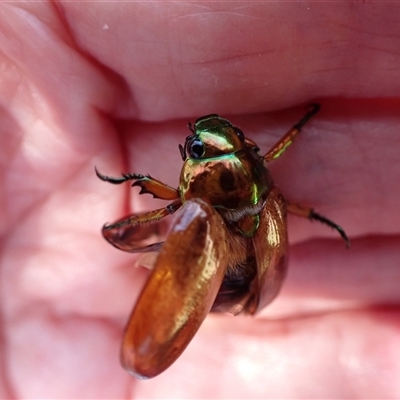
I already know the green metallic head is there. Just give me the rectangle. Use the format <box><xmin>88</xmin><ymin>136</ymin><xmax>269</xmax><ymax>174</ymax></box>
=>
<box><xmin>179</xmin><ymin>115</ymin><xmax>245</xmax><ymax>161</ymax></box>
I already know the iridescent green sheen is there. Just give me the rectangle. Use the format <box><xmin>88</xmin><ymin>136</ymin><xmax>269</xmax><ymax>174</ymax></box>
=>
<box><xmin>179</xmin><ymin>115</ymin><xmax>273</xmax><ymax>227</ymax></box>
<box><xmin>193</xmin><ymin>116</ymin><xmax>244</xmax><ymax>156</ymax></box>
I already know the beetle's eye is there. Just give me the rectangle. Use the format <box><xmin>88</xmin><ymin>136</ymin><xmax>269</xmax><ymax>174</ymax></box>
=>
<box><xmin>188</xmin><ymin>139</ymin><xmax>205</xmax><ymax>159</ymax></box>
<box><xmin>235</xmin><ymin>128</ymin><xmax>245</xmax><ymax>142</ymax></box>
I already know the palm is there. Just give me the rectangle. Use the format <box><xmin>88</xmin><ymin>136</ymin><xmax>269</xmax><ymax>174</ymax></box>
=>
<box><xmin>2</xmin><ymin>3</ymin><xmax>399</xmax><ymax>398</ymax></box>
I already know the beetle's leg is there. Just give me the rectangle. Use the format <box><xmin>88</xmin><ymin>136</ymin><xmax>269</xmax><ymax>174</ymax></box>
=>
<box><xmin>95</xmin><ymin>167</ymin><xmax>179</xmax><ymax>200</ymax></box>
<box><xmin>102</xmin><ymin>200</ymin><xmax>182</xmax><ymax>252</ymax></box>
<box><xmin>264</xmin><ymin>103</ymin><xmax>320</xmax><ymax>162</ymax></box>
<box><xmin>287</xmin><ymin>202</ymin><xmax>349</xmax><ymax>248</ymax></box>
<box><xmin>120</xmin><ymin>199</ymin><xmax>230</xmax><ymax>379</ymax></box>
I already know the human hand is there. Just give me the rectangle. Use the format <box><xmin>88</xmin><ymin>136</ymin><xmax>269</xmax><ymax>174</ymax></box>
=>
<box><xmin>1</xmin><ymin>2</ymin><xmax>399</xmax><ymax>398</ymax></box>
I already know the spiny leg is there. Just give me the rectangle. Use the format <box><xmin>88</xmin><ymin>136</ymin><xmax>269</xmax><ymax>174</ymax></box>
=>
<box><xmin>95</xmin><ymin>167</ymin><xmax>179</xmax><ymax>200</ymax></box>
<box><xmin>264</xmin><ymin>103</ymin><xmax>320</xmax><ymax>162</ymax></box>
<box><xmin>287</xmin><ymin>202</ymin><xmax>349</xmax><ymax>248</ymax></box>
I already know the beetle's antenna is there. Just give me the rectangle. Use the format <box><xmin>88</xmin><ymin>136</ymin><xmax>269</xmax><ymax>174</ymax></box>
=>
<box><xmin>178</xmin><ymin>144</ymin><xmax>186</xmax><ymax>161</ymax></box>
<box><xmin>187</xmin><ymin>122</ymin><xmax>195</xmax><ymax>133</ymax></box>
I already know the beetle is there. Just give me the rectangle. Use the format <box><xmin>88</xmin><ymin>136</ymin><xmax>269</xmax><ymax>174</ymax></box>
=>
<box><xmin>96</xmin><ymin>103</ymin><xmax>349</xmax><ymax>379</ymax></box>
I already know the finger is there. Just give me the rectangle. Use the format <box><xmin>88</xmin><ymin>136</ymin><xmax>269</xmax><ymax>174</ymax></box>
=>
<box><xmin>63</xmin><ymin>3</ymin><xmax>400</xmax><ymax>118</ymax></box>
<box><xmin>265</xmin><ymin>235</ymin><xmax>400</xmax><ymax>318</ymax></box>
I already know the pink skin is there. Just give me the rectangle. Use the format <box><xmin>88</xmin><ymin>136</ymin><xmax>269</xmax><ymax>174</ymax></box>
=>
<box><xmin>1</xmin><ymin>2</ymin><xmax>400</xmax><ymax>398</ymax></box>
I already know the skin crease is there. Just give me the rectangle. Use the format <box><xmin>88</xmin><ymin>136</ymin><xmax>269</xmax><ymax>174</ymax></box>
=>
<box><xmin>1</xmin><ymin>1</ymin><xmax>400</xmax><ymax>398</ymax></box>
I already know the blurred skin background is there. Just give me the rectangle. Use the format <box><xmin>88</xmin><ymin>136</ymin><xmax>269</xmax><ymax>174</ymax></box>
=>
<box><xmin>1</xmin><ymin>2</ymin><xmax>400</xmax><ymax>398</ymax></box>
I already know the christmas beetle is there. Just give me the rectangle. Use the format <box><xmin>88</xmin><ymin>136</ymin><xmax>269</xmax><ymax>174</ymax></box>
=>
<box><xmin>96</xmin><ymin>103</ymin><xmax>349</xmax><ymax>379</ymax></box>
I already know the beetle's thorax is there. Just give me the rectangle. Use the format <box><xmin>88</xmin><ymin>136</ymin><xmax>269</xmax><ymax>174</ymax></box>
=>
<box><xmin>179</xmin><ymin>148</ymin><xmax>272</xmax><ymax>210</ymax></box>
